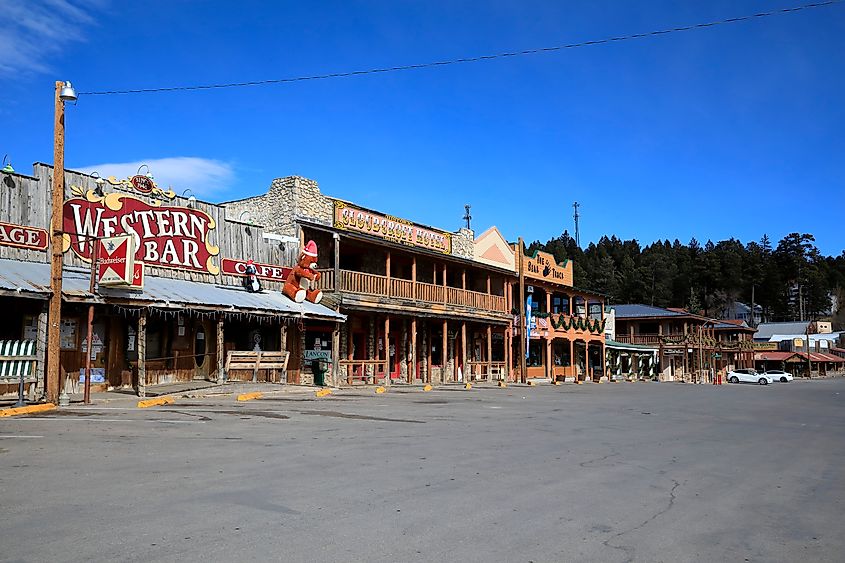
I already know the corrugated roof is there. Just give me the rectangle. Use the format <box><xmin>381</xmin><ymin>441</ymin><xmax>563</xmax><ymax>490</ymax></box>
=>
<box><xmin>612</xmin><ymin>304</ymin><xmax>687</xmax><ymax>319</ymax></box>
<box><xmin>0</xmin><ymin>258</ymin><xmax>345</xmax><ymax>321</ymax></box>
<box><xmin>755</xmin><ymin>351</ymin><xmax>793</xmax><ymax>361</ymax></box>
<box><xmin>753</xmin><ymin>321</ymin><xmax>810</xmax><ymax>340</ymax></box>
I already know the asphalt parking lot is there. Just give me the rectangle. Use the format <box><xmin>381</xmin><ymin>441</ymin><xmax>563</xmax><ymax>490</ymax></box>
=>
<box><xmin>2</xmin><ymin>378</ymin><xmax>844</xmax><ymax>562</ymax></box>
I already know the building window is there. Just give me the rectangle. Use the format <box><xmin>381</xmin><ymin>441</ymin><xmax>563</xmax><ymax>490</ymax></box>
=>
<box><xmin>431</xmin><ymin>330</ymin><xmax>442</xmax><ymax>366</ymax></box>
<box><xmin>552</xmin><ymin>294</ymin><xmax>570</xmax><ymax>315</ymax></box>
<box><xmin>588</xmin><ymin>302</ymin><xmax>603</xmax><ymax>320</ymax></box>
<box><xmin>552</xmin><ymin>340</ymin><xmax>570</xmax><ymax>366</ymax></box>
<box><xmin>574</xmin><ymin>296</ymin><xmax>586</xmax><ymax>316</ymax></box>
<box><xmin>527</xmin><ymin>340</ymin><xmax>544</xmax><ymax>367</ymax></box>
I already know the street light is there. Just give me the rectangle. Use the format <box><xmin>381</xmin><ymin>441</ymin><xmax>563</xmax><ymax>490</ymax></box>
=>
<box><xmin>46</xmin><ymin>80</ymin><xmax>76</xmax><ymax>405</ymax></box>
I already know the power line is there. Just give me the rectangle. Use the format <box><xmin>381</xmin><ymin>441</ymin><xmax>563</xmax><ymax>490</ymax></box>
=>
<box><xmin>78</xmin><ymin>1</ymin><xmax>842</xmax><ymax>96</ymax></box>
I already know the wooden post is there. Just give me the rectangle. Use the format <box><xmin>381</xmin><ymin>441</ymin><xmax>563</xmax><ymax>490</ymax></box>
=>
<box><xmin>35</xmin><ymin>303</ymin><xmax>48</xmax><ymax>398</ymax></box>
<box><xmin>442</xmin><ymin>263</ymin><xmax>447</xmax><ymax>303</ymax></box>
<box><xmin>333</xmin><ymin>233</ymin><xmax>340</xmax><ymax>292</ymax></box>
<box><xmin>462</xmin><ymin>269</ymin><xmax>466</xmax><ymax>289</ymax></box>
<box><xmin>570</xmin><ymin>339</ymin><xmax>575</xmax><ymax>381</ymax></box>
<box><xmin>347</xmin><ymin>323</ymin><xmax>354</xmax><ymax>385</ymax></box>
<box><xmin>46</xmin><ymin>81</ymin><xmax>66</xmax><ymax>405</ymax></box>
<box><xmin>486</xmin><ymin>325</ymin><xmax>493</xmax><ymax>381</ymax></box>
<box><xmin>461</xmin><ymin>321</ymin><xmax>467</xmax><ymax>382</ymax></box>
<box><xmin>426</xmin><ymin>323</ymin><xmax>432</xmax><ymax>384</ymax></box>
<box><xmin>545</xmin><ymin>290</ymin><xmax>552</xmax><ymax>381</ymax></box>
<box><xmin>332</xmin><ymin>324</ymin><xmax>340</xmax><ymax>388</ymax></box>
<box><xmin>518</xmin><ymin>237</ymin><xmax>526</xmax><ymax>383</ymax></box>
<box><xmin>137</xmin><ymin>310</ymin><xmax>147</xmax><ymax>397</ymax></box>
<box><xmin>384</xmin><ymin>316</ymin><xmax>390</xmax><ymax>385</ymax></box>
<box><xmin>385</xmin><ymin>251</ymin><xmax>391</xmax><ymax>297</ymax></box>
<box><xmin>410</xmin><ymin>317</ymin><xmax>417</xmax><ymax>383</ymax></box>
<box><xmin>442</xmin><ymin>319</ymin><xmax>448</xmax><ymax>384</ymax></box>
<box><xmin>585</xmin><ymin>340</ymin><xmax>591</xmax><ymax>381</ymax></box>
<box><xmin>216</xmin><ymin>316</ymin><xmax>225</xmax><ymax>382</ymax></box>
<box><xmin>411</xmin><ymin>256</ymin><xmax>417</xmax><ymax>300</ymax></box>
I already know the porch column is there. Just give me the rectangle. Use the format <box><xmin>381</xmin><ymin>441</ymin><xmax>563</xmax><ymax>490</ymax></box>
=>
<box><xmin>411</xmin><ymin>256</ymin><xmax>417</xmax><ymax>300</ymax></box>
<box><xmin>216</xmin><ymin>315</ymin><xmax>224</xmax><ymax>382</ymax></box>
<box><xmin>385</xmin><ymin>251</ymin><xmax>391</xmax><ymax>297</ymax></box>
<box><xmin>601</xmin><ymin>340</ymin><xmax>607</xmax><ymax>381</ymax></box>
<box><xmin>347</xmin><ymin>321</ymin><xmax>354</xmax><ymax>385</ymax></box>
<box><xmin>332</xmin><ymin>324</ymin><xmax>340</xmax><ymax>387</ymax></box>
<box><xmin>461</xmin><ymin>321</ymin><xmax>467</xmax><ymax>382</ymax></box>
<box><xmin>279</xmin><ymin>319</ymin><xmax>290</xmax><ymax>383</ymax></box>
<box><xmin>487</xmin><ymin>325</ymin><xmax>493</xmax><ymax>381</ymax></box>
<box><xmin>569</xmin><ymin>339</ymin><xmax>575</xmax><ymax>381</ymax></box>
<box><xmin>137</xmin><ymin>310</ymin><xmax>147</xmax><ymax>398</ymax></box>
<box><xmin>505</xmin><ymin>328</ymin><xmax>511</xmax><ymax>381</ymax></box>
<box><xmin>585</xmin><ymin>340</ymin><xmax>590</xmax><ymax>381</ymax></box>
<box><xmin>410</xmin><ymin>317</ymin><xmax>417</xmax><ymax>383</ymax></box>
<box><xmin>333</xmin><ymin>233</ymin><xmax>340</xmax><ymax>291</ymax></box>
<box><xmin>442</xmin><ymin>319</ymin><xmax>448</xmax><ymax>384</ymax></box>
<box><xmin>35</xmin><ymin>302</ymin><xmax>48</xmax><ymax>398</ymax></box>
<box><xmin>442</xmin><ymin>264</ymin><xmax>447</xmax><ymax>303</ymax></box>
<box><xmin>384</xmin><ymin>316</ymin><xmax>390</xmax><ymax>386</ymax></box>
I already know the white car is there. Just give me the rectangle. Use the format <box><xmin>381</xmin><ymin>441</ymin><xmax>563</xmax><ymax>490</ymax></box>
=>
<box><xmin>765</xmin><ymin>370</ymin><xmax>794</xmax><ymax>383</ymax></box>
<box><xmin>727</xmin><ymin>368</ymin><xmax>773</xmax><ymax>385</ymax></box>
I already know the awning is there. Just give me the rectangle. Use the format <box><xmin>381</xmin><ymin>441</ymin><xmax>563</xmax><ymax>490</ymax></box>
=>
<box><xmin>604</xmin><ymin>339</ymin><xmax>659</xmax><ymax>353</ymax></box>
<box><xmin>0</xmin><ymin>258</ymin><xmax>345</xmax><ymax>322</ymax></box>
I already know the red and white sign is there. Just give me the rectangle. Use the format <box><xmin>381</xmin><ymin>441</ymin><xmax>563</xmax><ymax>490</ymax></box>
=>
<box><xmin>130</xmin><ymin>262</ymin><xmax>145</xmax><ymax>290</ymax></box>
<box><xmin>221</xmin><ymin>258</ymin><xmax>291</xmax><ymax>281</ymax></box>
<box><xmin>0</xmin><ymin>221</ymin><xmax>48</xmax><ymax>251</ymax></box>
<box><xmin>98</xmin><ymin>235</ymin><xmax>135</xmax><ymax>286</ymax></box>
<box><xmin>63</xmin><ymin>192</ymin><xmax>219</xmax><ymax>274</ymax></box>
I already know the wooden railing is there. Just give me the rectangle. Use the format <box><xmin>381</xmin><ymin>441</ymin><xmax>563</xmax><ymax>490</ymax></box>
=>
<box><xmin>615</xmin><ymin>334</ymin><xmax>664</xmax><ymax>345</ymax></box>
<box><xmin>339</xmin><ymin>359</ymin><xmax>389</xmax><ymax>385</ymax></box>
<box><xmin>466</xmin><ymin>361</ymin><xmax>507</xmax><ymax>381</ymax></box>
<box><xmin>318</xmin><ymin>269</ymin><xmax>509</xmax><ymax>313</ymax></box>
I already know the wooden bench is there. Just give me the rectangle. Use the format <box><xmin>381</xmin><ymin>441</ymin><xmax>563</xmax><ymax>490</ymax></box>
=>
<box><xmin>225</xmin><ymin>351</ymin><xmax>289</xmax><ymax>383</ymax></box>
<box><xmin>0</xmin><ymin>340</ymin><xmax>38</xmax><ymax>403</ymax></box>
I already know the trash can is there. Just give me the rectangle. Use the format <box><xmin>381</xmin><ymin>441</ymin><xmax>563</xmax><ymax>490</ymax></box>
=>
<box><xmin>312</xmin><ymin>360</ymin><xmax>329</xmax><ymax>386</ymax></box>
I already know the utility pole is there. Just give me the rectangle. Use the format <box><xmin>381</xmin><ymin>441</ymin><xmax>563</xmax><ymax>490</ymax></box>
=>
<box><xmin>463</xmin><ymin>204</ymin><xmax>472</xmax><ymax>231</ymax></box>
<box><xmin>750</xmin><ymin>285</ymin><xmax>756</xmax><ymax>328</ymax></box>
<box><xmin>47</xmin><ymin>82</ymin><xmax>71</xmax><ymax>404</ymax></box>
<box><xmin>572</xmin><ymin>202</ymin><xmax>580</xmax><ymax>248</ymax></box>
<box><xmin>518</xmin><ymin>237</ymin><xmax>527</xmax><ymax>384</ymax></box>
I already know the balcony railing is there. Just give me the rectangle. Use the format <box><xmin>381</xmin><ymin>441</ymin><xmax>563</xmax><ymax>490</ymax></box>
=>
<box><xmin>615</xmin><ymin>334</ymin><xmax>663</xmax><ymax>345</ymax></box>
<box><xmin>316</xmin><ymin>269</ymin><xmax>508</xmax><ymax>313</ymax></box>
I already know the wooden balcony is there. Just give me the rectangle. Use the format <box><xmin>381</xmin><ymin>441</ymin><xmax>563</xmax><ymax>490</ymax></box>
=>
<box><xmin>615</xmin><ymin>334</ymin><xmax>663</xmax><ymax>345</ymax></box>
<box><xmin>316</xmin><ymin>269</ymin><xmax>508</xmax><ymax>313</ymax></box>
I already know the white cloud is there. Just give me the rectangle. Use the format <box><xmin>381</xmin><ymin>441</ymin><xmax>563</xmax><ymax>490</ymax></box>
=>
<box><xmin>0</xmin><ymin>0</ymin><xmax>103</xmax><ymax>74</ymax></box>
<box><xmin>76</xmin><ymin>157</ymin><xmax>235</xmax><ymax>199</ymax></box>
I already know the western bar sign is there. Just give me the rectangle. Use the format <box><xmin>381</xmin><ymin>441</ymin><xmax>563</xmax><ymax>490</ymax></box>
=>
<box><xmin>333</xmin><ymin>200</ymin><xmax>452</xmax><ymax>254</ymax></box>
<box><xmin>0</xmin><ymin>221</ymin><xmax>48</xmax><ymax>251</ymax></box>
<box><xmin>63</xmin><ymin>188</ymin><xmax>220</xmax><ymax>274</ymax></box>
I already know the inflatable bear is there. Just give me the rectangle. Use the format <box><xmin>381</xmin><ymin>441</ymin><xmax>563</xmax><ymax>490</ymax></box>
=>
<box><xmin>283</xmin><ymin>240</ymin><xmax>323</xmax><ymax>304</ymax></box>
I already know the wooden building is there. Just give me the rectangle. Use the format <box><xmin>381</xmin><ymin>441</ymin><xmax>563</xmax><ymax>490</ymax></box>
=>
<box><xmin>0</xmin><ymin>164</ymin><xmax>344</xmax><ymax>399</ymax></box>
<box><xmin>223</xmin><ymin>177</ymin><xmax>516</xmax><ymax>386</ymax></box>
<box><xmin>511</xmin><ymin>249</ymin><xmax>607</xmax><ymax>382</ymax></box>
<box><xmin>613</xmin><ymin>304</ymin><xmax>754</xmax><ymax>382</ymax></box>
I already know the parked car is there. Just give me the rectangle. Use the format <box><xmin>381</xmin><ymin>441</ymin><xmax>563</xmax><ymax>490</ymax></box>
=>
<box><xmin>727</xmin><ymin>368</ymin><xmax>773</xmax><ymax>385</ymax></box>
<box><xmin>764</xmin><ymin>369</ymin><xmax>794</xmax><ymax>383</ymax></box>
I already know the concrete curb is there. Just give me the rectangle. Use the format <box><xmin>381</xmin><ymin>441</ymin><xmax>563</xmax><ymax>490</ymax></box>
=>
<box><xmin>0</xmin><ymin>403</ymin><xmax>57</xmax><ymax>417</ymax></box>
<box><xmin>236</xmin><ymin>392</ymin><xmax>263</xmax><ymax>402</ymax></box>
<box><xmin>137</xmin><ymin>397</ymin><xmax>175</xmax><ymax>408</ymax></box>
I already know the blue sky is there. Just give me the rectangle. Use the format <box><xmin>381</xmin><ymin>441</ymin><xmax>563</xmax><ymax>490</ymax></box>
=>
<box><xmin>2</xmin><ymin>0</ymin><xmax>843</xmax><ymax>255</ymax></box>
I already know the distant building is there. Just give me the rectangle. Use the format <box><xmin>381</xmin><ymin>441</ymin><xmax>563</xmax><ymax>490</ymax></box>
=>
<box><xmin>721</xmin><ymin>301</ymin><xmax>762</xmax><ymax>326</ymax></box>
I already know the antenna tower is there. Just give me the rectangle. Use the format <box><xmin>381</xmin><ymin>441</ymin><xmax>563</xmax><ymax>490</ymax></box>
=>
<box><xmin>573</xmin><ymin>201</ymin><xmax>580</xmax><ymax>247</ymax></box>
<box><xmin>463</xmin><ymin>204</ymin><xmax>472</xmax><ymax>230</ymax></box>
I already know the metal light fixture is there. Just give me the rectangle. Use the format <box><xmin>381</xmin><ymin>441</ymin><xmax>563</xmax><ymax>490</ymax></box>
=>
<box><xmin>2</xmin><ymin>155</ymin><xmax>13</xmax><ymax>173</ymax></box>
<box><xmin>90</xmin><ymin>171</ymin><xmax>106</xmax><ymax>196</ymax></box>
<box><xmin>183</xmin><ymin>188</ymin><xmax>196</xmax><ymax>208</ymax></box>
<box><xmin>59</xmin><ymin>81</ymin><xmax>78</xmax><ymax>103</ymax></box>
<box><xmin>137</xmin><ymin>164</ymin><xmax>153</xmax><ymax>179</ymax></box>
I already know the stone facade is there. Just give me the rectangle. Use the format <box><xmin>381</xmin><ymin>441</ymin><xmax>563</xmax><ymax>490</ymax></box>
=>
<box><xmin>452</xmin><ymin>228</ymin><xmax>475</xmax><ymax>260</ymax></box>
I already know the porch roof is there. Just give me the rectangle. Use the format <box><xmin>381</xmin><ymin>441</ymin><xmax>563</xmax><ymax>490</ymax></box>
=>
<box><xmin>0</xmin><ymin>258</ymin><xmax>345</xmax><ymax>321</ymax></box>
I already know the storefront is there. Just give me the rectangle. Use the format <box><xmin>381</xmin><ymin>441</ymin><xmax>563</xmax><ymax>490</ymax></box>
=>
<box><xmin>511</xmin><ymin>249</ymin><xmax>607</xmax><ymax>382</ymax></box>
<box><xmin>0</xmin><ymin>164</ymin><xmax>345</xmax><ymax>399</ymax></box>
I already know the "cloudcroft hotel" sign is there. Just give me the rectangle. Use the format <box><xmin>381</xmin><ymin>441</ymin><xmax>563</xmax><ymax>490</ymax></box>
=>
<box><xmin>333</xmin><ymin>200</ymin><xmax>452</xmax><ymax>254</ymax></box>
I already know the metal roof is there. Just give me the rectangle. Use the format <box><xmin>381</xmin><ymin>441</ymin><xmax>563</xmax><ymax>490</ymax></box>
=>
<box><xmin>611</xmin><ymin>304</ymin><xmax>688</xmax><ymax>319</ymax></box>
<box><xmin>753</xmin><ymin>321</ymin><xmax>811</xmax><ymax>340</ymax></box>
<box><xmin>0</xmin><ymin>258</ymin><xmax>345</xmax><ymax>321</ymax></box>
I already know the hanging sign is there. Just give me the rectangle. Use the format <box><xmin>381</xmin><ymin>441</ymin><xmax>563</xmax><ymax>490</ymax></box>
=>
<box><xmin>130</xmin><ymin>262</ymin><xmax>145</xmax><ymax>290</ymax></box>
<box><xmin>221</xmin><ymin>258</ymin><xmax>291</xmax><ymax>282</ymax></box>
<box><xmin>98</xmin><ymin>235</ymin><xmax>135</xmax><ymax>286</ymax></box>
<box><xmin>102</xmin><ymin>175</ymin><xmax>176</xmax><ymax>200</ymax></box>
<box><xmin>0</xmin><ymin>221</ymin><xmax>48</xmax><ymax>251</ymax></box>
<box><xmin>63</xmin><ymin>188</ymin><xmax>219</xmax><ymax>274</ymax></box>
<box><xmin>333</xmin><ymin>200</ymin><xmax>452</xmax><ymax>254</ymax></box>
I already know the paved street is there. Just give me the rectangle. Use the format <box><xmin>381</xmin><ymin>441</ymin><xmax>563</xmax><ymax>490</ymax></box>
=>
<box><xmin>2</xmin><ymin>379</ymin><xmax>844</xmax><ymax>562</ymax></box>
